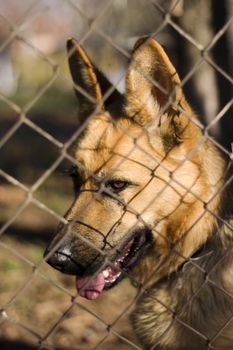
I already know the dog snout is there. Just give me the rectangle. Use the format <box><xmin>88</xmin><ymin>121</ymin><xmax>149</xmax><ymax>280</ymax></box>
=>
<box><xmin>44</xmin><ymin>222</ymin><xmax>105</xmax><ymax>276</ymax></box>
<box><xmin>44</xmin><ymin>244</ymin><xmax>86</xmax><ymax>276</ymax></box>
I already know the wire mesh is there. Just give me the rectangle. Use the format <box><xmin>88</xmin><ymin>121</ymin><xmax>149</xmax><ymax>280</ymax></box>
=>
<box><xmin>0</xmin><ymin>0</ymin><xmax>233</xmax><ymax>349</ymax></box>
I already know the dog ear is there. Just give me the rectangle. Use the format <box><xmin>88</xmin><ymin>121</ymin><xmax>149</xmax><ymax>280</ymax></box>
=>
<box><xmin>125</xmin><ymin>37</ymin><xmax>197</xmax><ymax>149</ymax></box>
<box><xmin>67</xmin><ymin>38</ymin><xmax>123</xmax><ymax>120</ymax></box>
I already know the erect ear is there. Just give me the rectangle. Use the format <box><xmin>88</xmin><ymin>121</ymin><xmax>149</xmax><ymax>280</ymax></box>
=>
<box><xmin>125</xmin><ymin>37</ymin><xmax>194</xmax><ymax>139</ymax></box>
<box><xmin>67</xmin><ymin>38</ymin><xmax>123</xmax><ymax>120</ymax></box>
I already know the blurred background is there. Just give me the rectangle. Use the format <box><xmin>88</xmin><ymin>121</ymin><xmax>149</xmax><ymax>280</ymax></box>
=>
<box><xmin>0</xmin><ymin>1</ymin><xmax>232</xmax><ymax>349</ymax></box>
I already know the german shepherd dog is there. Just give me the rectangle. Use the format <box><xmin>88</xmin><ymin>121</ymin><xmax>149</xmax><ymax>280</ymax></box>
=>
<box><xmin>44</xmin><ymin>37</ymin><xmax>233</xmax><ymax>349</ymax></box>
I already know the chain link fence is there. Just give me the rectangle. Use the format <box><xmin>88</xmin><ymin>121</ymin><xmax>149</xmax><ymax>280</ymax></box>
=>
<box><xmin>0</xmin><ymin>0</ymin><xmax>233</xmax><ymax>349</ymax></box>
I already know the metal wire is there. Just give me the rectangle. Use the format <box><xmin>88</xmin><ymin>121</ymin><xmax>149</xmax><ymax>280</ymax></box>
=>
<box><xmin>0</xmin><ymin>0</ymin><xmax>232</xmax><ymax>349</ymax></box>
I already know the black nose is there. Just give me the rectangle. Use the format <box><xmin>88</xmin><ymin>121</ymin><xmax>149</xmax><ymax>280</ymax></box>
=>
<box><xmin>44</xmin><ymin>246</ymin><xmax>85</xmax><ymax>275</ymax></box>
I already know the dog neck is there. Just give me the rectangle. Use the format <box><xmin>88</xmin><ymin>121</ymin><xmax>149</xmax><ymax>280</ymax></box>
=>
<box><xmin>154</xmin><ymin>216</ymin><xmax>233</xmax><ymax>289</ymax></box>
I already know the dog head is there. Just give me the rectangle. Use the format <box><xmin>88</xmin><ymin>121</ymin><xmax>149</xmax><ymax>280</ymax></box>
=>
<box><xmin>44</xmin><ymin>37</ymin><xmax>225</xmax><ymax>299</ymax></box>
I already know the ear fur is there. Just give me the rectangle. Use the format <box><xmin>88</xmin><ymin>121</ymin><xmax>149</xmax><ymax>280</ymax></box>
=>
<box><xmin>125</xmin><ymin>37</ymin><xmax>197</xmax><ymax>148</ymax></box>
<box><xmin>67</xmin><ymin>38</ymin><xmax>123</xmax><ymax>120</ymax></box>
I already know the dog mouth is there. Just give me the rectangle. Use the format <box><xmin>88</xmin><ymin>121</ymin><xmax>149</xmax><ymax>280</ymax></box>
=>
<box><xmin>76</xmin><ymin>229</ymin><xmax>151</xmax><ymax>300</ymax></box>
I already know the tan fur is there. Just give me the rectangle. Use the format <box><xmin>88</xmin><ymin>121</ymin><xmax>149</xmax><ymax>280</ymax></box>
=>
<box><xmin>46</xmin><ymin>37</ymin><xmax>233</xmax><ymax>349</ymax></box>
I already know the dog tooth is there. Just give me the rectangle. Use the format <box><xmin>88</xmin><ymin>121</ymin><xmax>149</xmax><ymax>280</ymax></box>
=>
<box><xmin>103</xmin><ymin>270</ymin><xmax>109</xmax><ymax>278</ymax></box>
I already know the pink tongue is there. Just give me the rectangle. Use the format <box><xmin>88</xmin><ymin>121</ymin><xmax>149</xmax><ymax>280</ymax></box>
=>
<box><xmin>76</xmin><ymin>272</ymin><xmax>105</xmax><ymax>300</ymax></box>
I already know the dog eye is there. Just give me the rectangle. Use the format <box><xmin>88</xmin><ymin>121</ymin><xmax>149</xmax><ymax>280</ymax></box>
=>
<box><xmin>68</xmin><ymin>165</ymin><xmax>79</xmax><ymax>178</ymax></box>
<box><xmin>105</xmin><ymin>180</ymin><xmax>130</xmax><ymax>193</ymax></box>
<box><xmin>68</xmin><ymin>165</ymin><xmax>83</xmax><ymax>193</ymax></box>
